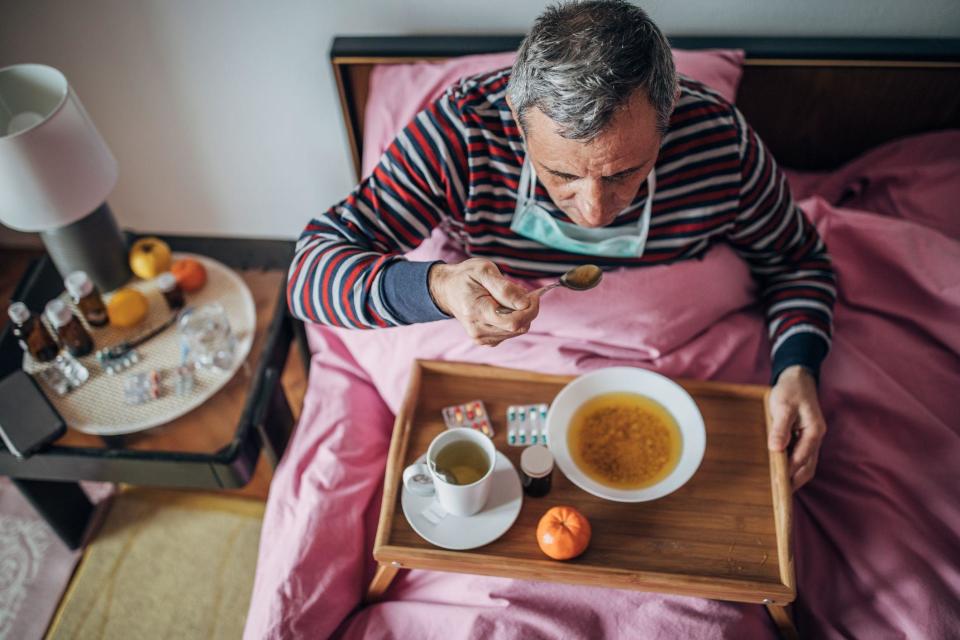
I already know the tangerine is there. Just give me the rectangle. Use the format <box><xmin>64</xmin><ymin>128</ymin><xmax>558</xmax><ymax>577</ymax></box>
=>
<box><xmin>536</xmin><ymin>506</ymin><xmax>591</xmax><ymax>560</ymax></box>
<box><xmin>170</xmin><ymin>258</ymin><xmax>207</xmax><ymax>292</ymax></box>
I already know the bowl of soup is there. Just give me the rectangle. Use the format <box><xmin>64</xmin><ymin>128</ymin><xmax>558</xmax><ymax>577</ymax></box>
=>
<box><xmin>546</xmin><ymin>367</ymin><xmax>706</xmax><ymax>502</ymax></box>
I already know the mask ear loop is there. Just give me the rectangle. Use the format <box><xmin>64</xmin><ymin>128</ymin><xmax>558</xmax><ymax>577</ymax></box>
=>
<box><xmin>528</xmin><ymin>158</ymin><xmax>538</xmax><ymax>201</ymax></box>
<box><xmin>519</xmin><ymin>153</ymin><xmax>538</xmax><ymax>208</ymax></box>
<box><xmin>635</xmin><ymin>169</ymin><xmax>656</xmax><ymax>257</ymax></box>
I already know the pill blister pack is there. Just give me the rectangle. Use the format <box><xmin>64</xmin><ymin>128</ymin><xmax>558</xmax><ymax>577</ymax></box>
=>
<box><xmin>506</xmin><ymin>404</ymin><xmax>549</xmax><ymax>446</ymax></box>
<box><xmin>36</xmin><ymin>353</ymin><xmax>89</xmax><ymax>396</ymax></box>
<box><xmin>97</xmin><ymin>348</ymin><xmax>141</xmax><ymax>375</ymax></box>
<box><xmin>441</xmin><ymin>400</ymin><xmax>494</xmax><ymax>438</ymax></box>
<box><xmin>122</xmin><ymin>364</ymin><xmax>196</xmax><ymax>405</ymax></box>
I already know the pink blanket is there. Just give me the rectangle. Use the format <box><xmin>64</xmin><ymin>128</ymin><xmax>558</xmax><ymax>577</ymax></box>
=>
<box><xmin>245</xmin><ymin>133</ymin><xmax>960</xmax><ymax>639</ymax></box>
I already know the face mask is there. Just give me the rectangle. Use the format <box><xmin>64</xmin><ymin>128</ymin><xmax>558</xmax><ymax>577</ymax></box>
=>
<box><xmin>509</xmin><ymin>155</ymin><xmax>656</xmax><ymax>258</ymax></box>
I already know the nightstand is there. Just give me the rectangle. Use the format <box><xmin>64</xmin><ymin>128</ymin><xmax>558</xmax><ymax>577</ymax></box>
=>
<box><xmin>0</xmin><ymin>235</ymin><xmax>308</xmax><ymax>549</ymax></box>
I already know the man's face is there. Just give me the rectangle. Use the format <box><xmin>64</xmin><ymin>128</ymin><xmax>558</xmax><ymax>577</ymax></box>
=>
<box><xmin>516</xmin><ymin>91</ymin><xmax>661</xmax><ymax>228</ymax></box>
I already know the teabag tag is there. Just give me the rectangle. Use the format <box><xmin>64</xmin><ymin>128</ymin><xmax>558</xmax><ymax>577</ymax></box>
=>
<box><xmin>441</xmin><ymin>400</ymin><xmax>494</xmax><ymax>438</ymax></box>
<box><xmin>506</xmin><ymin>404</ymin><xmax>549</xmax><ymax>447</ymax></box>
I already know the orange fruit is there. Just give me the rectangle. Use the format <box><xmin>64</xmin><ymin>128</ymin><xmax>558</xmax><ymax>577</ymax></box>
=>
<box><xmin>107</xmin><ymin>288</ymin><xmax>149</xmax><ymax>328</ymax></box>
<box><xmin>170</xmin><ymin>258</ymin><xmax>207</xmax><ymax>292</ymax></box>
<box><xmin>536</xmin><ymin>506</ymin><xmax>591</xmax><ymax>560</ymax></box>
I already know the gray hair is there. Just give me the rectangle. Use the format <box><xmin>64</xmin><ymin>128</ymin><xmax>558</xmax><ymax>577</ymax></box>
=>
<box><xmin>508</xmin><ymin>0</ymin><xmax>677</xmax><ymax>140</ymax></box>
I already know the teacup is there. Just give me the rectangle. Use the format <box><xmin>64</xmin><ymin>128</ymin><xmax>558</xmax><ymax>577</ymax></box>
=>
<box><xmin>403</xmin><ymin>428</ymin><xmax>496</xmax><ymax>517</ymax></box>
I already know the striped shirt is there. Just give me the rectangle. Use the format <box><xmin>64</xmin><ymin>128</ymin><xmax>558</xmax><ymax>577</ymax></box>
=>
<box><xmin>288</xmin><ymin>70</ymin><xmax>837</xmax><ymax>381</ymax></box>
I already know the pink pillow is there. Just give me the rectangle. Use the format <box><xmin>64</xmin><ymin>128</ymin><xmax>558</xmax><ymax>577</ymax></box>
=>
<box><xmin>361</xmin><ymin>48</ymin><xmax>745</xmax><ymax>176</ymax></box>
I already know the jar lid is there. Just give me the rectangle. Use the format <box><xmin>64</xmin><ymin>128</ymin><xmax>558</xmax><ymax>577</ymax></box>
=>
<box><xmin>64</xmin><ymin>271</ymin><xmax>93</xmax><ymax>299</ymax></box>
<box><xmin>8</xmin><ymin>301</ymin><xmax>30</xmax><ymax>324</ymax></box>
<box><xmin>45</xmin><ymin>298</ymin><xmax>73</xmax><ymax>328</ymax></box>
<box><xmin>155</xmin><ymin>272</ymin><xmax>177</xmax><ymax>292</ymax></box>
<box><xmin>521</xmin><ymin>445</ymin><xmax>554</xmax><ymax>478</ymax></box>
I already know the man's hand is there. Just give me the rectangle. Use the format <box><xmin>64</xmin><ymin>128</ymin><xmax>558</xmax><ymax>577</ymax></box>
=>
<box><xmin>767</xmin><ymin>365</ymin><xmax>827</xmax><ymax>491</ymax></box>
<box><xmin>428</xmin><ymin>259</ymin><xmax>539</xmax><ymax>347</ymax></box>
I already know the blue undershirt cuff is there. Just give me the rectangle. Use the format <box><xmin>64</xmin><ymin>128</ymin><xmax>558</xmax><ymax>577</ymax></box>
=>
<box><xmin>380</xmin><ymin>259</ymin><xmax>450</xmax><ymax>325</ymax></box>
<box><xmin>770</xmin><ymin>331</ymin><xmax>829</xmax><ymax>386</ymax></box>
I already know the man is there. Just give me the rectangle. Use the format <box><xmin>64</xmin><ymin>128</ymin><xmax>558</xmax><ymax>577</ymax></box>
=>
<box><xmin>287</xmin><ymin>1</ymin><xmax>835</xmax><ymax>489</ymax></box>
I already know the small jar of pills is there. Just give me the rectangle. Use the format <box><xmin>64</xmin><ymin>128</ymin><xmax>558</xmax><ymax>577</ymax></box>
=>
<box><xmin>520</xmin><ymin>445</ymin><xmax>554</xmax><ymax>498</ymax></box>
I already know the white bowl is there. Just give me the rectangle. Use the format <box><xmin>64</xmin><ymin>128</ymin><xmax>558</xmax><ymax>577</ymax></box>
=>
<box><xmin>546</xmin><ymin>367</ymin><xmax>706</xmax><ymax>502</ymax></box>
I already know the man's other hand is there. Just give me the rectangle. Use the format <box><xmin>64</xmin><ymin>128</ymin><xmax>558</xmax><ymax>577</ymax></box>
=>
<box><xmin>767</xmin><ymin>365</ymin><xmax>827</xmax><ymax>491</ymax></box>
<box><xmin>428</xmin><ymin>259</ymin><xmax>539</xmax><ymax>347</ymax></box>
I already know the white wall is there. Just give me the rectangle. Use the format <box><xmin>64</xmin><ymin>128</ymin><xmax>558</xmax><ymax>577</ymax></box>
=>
<box><xmin>1</xmin><ymin>0</ymin><xmax>958</xmax><ymax>243</ymax></box>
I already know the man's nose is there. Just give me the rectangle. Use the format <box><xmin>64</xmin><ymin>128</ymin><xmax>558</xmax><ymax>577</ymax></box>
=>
<box><xmin>577</xmin><ymin>181</ymin><xmax>613</xmax><ymax>227</ymax></box>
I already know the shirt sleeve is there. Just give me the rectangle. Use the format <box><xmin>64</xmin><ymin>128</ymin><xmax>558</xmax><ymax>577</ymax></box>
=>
<box><xmin>727</xmin><ymin>108</ymin><xmax>837</xmax><ymax>385</ymax></box>
<box><xmin>286</xmin><ymin>91</ymin><xmax>468</xmax><ymax>328</ymax></box>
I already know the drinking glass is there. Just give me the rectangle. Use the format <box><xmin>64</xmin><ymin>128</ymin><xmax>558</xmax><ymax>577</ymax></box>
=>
<box><xmin>178</xmin><ymin>303</ymin><xmax>236</xmax><ymax>371</ymax></box>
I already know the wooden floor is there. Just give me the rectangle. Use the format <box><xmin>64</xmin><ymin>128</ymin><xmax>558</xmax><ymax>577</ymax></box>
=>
<box><xmin>0</xmin><ymin>247</ymin><xmax>308</xmax><ymax>500</ymax></box>
<box><xmin>0</xmin><ymin>247</ymin><xmax>43</xmax><ymax>322</ymax></box>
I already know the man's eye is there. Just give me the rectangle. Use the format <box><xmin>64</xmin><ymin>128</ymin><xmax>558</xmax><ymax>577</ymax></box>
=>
<box><xmin>603</xmin><ymin>174</ymin><xmax>629</xmax><ymax>184</ymax></box>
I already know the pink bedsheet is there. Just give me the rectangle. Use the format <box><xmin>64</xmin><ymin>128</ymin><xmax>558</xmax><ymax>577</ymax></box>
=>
<box><xmin>245</xmin><ymin>132</ymin><xmax>960</xmax><ymax>639</ymax></box>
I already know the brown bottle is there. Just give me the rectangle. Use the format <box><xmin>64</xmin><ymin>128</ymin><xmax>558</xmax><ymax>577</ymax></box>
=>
<box><xmin>520</xmin><ymin>445</ymin><xmax>554</xmax><ymax>498</ymax></box>
<box><xmin>8</xmin><ymin>302</ymin><xmax>60</xmax><ymax>362</ymax></box>
<box><xmin>155</xmin><ymin>272</ymin><xmax>185</xmax><ymax>311</ymax></box>
<box><xmin>45</xmin><ymin>299</ymin><xmax>94</xmax><ymax>358</ymax></box>
<box><xmin>64</xmin><ymin>271</ymin><xmax>108</xmax><ymax>327</ymax></box>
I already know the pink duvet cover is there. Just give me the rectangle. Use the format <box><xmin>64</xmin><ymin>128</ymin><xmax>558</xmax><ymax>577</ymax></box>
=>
<box><xmin>245</xmin><ymin>132</ymin><xmax>960</xmax><ymax>639</ymax></box>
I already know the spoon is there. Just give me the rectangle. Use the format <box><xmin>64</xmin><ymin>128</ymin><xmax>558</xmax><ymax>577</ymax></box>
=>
<box><xmin>429</xmin><ymin>458</ymin><xmax>457</xmax><ymax>484</ymax></box>
<box><xmin>496</xmin><ymin>264</ymin><xmax>603</xmax><ymax>315</ymax></box>
<box><xmin>94</xmin><ymin>307</ymin><xmax>187</xmax><ymax>362</ymax></box>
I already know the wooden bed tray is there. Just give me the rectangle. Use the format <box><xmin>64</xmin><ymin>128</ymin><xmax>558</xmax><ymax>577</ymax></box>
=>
<box><xmin>369</xmin><ymin>360</ymin><xmax>796</xmax><ymax>634</ymax></box>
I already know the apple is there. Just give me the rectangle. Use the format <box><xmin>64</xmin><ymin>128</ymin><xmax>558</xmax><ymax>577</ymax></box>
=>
<box><xmin>129</xmin><ymin>237</ymin><xmax>172</xmax><ymax>280</ymax></box>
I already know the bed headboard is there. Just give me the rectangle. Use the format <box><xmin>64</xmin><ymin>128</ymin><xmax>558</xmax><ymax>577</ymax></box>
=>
<box><xmin>330</xmin><ymin>36</ymin><xmax>960</xmax><ymax>178</ymax></box>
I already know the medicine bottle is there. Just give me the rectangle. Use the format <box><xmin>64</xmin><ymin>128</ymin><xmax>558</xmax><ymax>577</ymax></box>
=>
<box><xmin>156</xmin><ymin>272</ymin><xmax>185</xmax><ymax>311</ymax></box>
<box><xmin>45</xmin><ymin>299</ymin><xmax>94</xmax><ymax>358</ymax></box>
<box><xmin>8</xmin><ymin>302</ymin><xmax>59</xmax><ymax>362</ymax></box>
<box><xmin>520</xmin><ymin>445</ymin><xmax>555</xmax><ymax>498</ymax></box>
<box><xmin>64</xmin><ymin>271</ymin><xmax>108</xmax><ymax>327</ymax></box>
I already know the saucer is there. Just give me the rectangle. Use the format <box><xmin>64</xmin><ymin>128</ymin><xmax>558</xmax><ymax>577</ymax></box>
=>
<box><xmin>401</xmin><ymin>451</ymin><xmax>522</xmax><ymax>550</ymax></box>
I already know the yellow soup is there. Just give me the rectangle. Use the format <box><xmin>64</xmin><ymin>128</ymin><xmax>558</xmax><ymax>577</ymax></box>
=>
<box><xmin>568</xmin><ymin>392</ymin><xmax>682</xmax><ymax>490</ymax></box>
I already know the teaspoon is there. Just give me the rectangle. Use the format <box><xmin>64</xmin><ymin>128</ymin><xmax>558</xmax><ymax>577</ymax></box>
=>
<box><xmin>495</xmin><ymin>264</ymin><xmax>603</xmax><ymax>315</ymax></box>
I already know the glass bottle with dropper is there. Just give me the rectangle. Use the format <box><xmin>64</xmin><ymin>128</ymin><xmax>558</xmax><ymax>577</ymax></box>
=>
<box><xmin>64</xmin><ymin>271</ymin><xmax>108</xmax><ymax>328</ymax></box>
<box><xmin>45</xmin><ymin>299</ymin><xmax>94</xmax><ymax>358</ymax></box>
<box><xmin>8</xmin><ymin>302</ymin><xmax>60</xmax><ymax>362</ymax></box>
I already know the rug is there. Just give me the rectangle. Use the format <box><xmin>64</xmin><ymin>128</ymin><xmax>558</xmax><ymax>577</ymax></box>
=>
<box><xmin>0</xmin><ymin>479</ymin><xmax>112</xmax><ymax>640</ymax></box>
<box><xmin>46</xmin><ymin>489</ymin><xmax>264</xmax><ymax>639</ymax></box>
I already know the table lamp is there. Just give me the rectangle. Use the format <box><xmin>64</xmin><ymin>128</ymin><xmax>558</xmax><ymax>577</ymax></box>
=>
<box><xmin>0</xmin><ymin>63</ymin><xmax>130</xmax><ymax>292</ymax></box>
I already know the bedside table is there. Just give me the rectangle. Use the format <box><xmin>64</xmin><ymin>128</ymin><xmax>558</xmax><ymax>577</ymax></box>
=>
<box><xmin>0</xmin><ymin>235</ymin><xmax>309</xmax><ymax>549</ymax></box>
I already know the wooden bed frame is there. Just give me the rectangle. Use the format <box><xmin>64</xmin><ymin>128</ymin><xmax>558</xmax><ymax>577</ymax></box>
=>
<box><xmin>330</xmin><ymin>36</ymin><xmax>960</xmax><ymax>179</ymax></box>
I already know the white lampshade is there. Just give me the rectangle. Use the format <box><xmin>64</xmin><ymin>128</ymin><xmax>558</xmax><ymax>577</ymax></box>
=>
<box><xmin>0</xmin><ymin>63</ymin><xmax>118</xmax><ymax>232</ymax></box>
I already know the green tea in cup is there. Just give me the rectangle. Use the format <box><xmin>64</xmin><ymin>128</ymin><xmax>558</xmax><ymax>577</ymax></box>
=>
<box><xmin>403</xmin><ymin>427</ymin><xmax>497</xmax><ymax>516</ymax></box>
<box><xmin>433</xmin><ymin>439</ymin><xmax>491</xmax><ymax>485</ymax></box>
